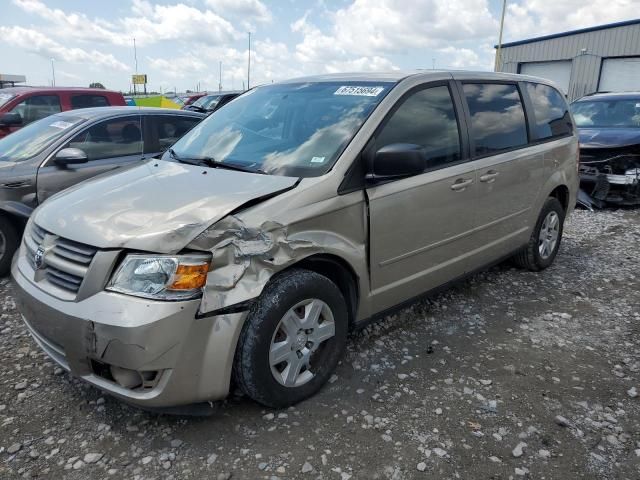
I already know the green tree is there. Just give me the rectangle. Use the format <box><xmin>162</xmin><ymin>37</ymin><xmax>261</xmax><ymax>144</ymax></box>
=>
<box><xmin>89</xmin><ymin>82</ymin><xmax>106</xmax><ymax>89</ymax></box>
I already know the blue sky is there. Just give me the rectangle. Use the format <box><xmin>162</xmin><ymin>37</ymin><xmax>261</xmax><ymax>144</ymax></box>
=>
<box><xmin>0</xmin><ymin>0</ymin><xmax>637</xmax><ymax>92</ymax></box>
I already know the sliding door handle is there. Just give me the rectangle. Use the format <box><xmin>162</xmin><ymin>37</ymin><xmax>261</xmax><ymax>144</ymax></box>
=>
<box><xmin>479</xmin><ymin>170</ymin><xmax>500</xmax><ymax>183</ymax></box>
<box><xmin>450</xmin><ymin>178</ymin><xmax>473</xmax><ymax>191</ymax></box>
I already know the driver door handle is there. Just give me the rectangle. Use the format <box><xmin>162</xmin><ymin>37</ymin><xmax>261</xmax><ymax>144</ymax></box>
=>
<box><xmin>479</xmin><ymin>170</ymin><xmax>500</xmax><ymax>183</ymax></box>
<box><xmin>450</xmin><ymin>178</ymin><xmax>473</xmax><ymax>191</ymax></box>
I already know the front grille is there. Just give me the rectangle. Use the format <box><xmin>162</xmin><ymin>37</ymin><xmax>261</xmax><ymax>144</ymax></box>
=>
<box><xmin>24</xmin><ymin>223</ymin><xmax>98</xmax><ymax>294</ymax></box>
<box><xmin>45</xmin><ymin>266</ymin><xmax>84</xmax><ymax>292</ymax></box>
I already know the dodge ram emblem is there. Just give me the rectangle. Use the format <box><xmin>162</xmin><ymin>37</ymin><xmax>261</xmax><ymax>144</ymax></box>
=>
<box><xmin>34</xmin><ymin>247</ymin><xmax>45</xmax><ymax>270</ymax></box>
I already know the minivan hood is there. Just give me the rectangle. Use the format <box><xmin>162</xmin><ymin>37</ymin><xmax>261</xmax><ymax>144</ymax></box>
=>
<box><xmin>578</xmin><ymin>128</ymin><xmax>640</xmax><ymax>149</ymax></box>
<box><xmin>33</xmin><ymin>160</ymin><xmax>298</xmax><ymax>253</ymax></box>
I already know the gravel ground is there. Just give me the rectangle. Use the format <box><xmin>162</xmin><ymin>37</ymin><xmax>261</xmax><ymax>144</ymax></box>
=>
<box><xmin>1</xmin><ymin>209</ymin><xmax>639</xmax><ymax>480</ymax></box>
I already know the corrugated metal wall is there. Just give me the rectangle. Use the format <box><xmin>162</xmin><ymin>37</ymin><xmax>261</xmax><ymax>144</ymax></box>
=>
<box><xmin>497</xmin><ymin>22</ymin><xmax>640</xmax><ymax>100</ymax></box>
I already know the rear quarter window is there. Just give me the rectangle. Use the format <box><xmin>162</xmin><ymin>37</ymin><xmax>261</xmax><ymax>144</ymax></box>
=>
<box><xmin>463</xmin><ymin>83</ymin><xmax>528</xmax><ymax>156</ymax></box>
<box><xmin>525</xmin><ymin>83</ymin><xmax>573</xmax><ymax>139</ymax></box>
<box><xmin>71</xmin><ymin>95</ymin><xmax>109</xmax><ymax>109</ymax></box>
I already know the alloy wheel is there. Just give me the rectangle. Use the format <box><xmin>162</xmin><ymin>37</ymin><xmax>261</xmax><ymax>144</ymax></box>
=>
<box><xmin>269</xmin><ymin>298</ymin><xmax>336</xmax><ymax>387</ymax></box>
<box><xmin>538</xmin><ymin>211</ymin><xmax>560</xmax><ymax>260</ymax></box>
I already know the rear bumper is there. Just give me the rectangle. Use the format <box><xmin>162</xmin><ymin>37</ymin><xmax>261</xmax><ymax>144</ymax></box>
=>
<box><xmin>11</xmin><ymin>254</ymin><xmax>247</xmax><ymax>407</ymax></box>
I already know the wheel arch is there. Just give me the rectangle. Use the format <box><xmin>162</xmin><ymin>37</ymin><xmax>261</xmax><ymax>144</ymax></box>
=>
<box><xmin>548</xmin><ymin>184</ymin><xmax>570</xmax><ymax>212</ymax></box>
<box><xmin>0</xmin><ymin>202</ymin><xmax>30</xmax><ymax>231</ymax></box>
<box><xmin>285</xmin><ymin>253</ymin><xmax>360</xmax><ymax>329</ymax></box>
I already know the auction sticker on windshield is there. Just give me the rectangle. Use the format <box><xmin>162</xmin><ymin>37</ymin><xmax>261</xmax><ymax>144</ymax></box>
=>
<box><xmin>334</xmin><ymin>86</ymin><xmax>385</xmax><ymax>96</ymax></box>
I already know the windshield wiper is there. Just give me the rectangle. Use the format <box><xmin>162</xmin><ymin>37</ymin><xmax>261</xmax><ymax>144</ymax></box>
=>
<box><xmin>169</xmin><ymin>148</ymin><xmax>265</xmax><ymax>174</ymax></box>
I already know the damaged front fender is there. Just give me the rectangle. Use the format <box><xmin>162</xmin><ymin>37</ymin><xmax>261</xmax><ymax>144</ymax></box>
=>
<box><xmin>188</xmin><ymin>214</ymin><xmax>365</xmax><ymax>315</ymax></box>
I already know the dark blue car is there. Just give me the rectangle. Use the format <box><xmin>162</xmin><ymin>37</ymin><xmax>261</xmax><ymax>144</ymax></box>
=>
<box><xmin>571</xmin><ymin>92</ymin><xmax>640</xmax><ymax>208</ymax></box>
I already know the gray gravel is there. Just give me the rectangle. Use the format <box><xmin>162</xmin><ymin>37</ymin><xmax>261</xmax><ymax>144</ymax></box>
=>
<box><xmin>1</xmin><ymin>209</ymin><xmax>639</xmax><ymax>479</ymax></box>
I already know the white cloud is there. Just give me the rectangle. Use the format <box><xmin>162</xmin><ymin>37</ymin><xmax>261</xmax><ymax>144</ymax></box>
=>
<box><xmin>437</xmin><ymin>46</ymin><xmax>480</xmax><ymax>69</ymax></box>
<box><xmin>0</xmin><ymin>26</ymin><xmax>129</xmax><ymax>71</ymax></box>
<box><xmin>190</xmin><ymin>39</ymin><xmax>305</xmax><ymax>89</ymax></box>
<box><xmin>122</xmin><ymin>1</ymin><xmax>239</xmax><ymax>46</ymax></box>
<box><xmin>505</xmin><ymin>0</ymin><xmax>640</xmax><ymax>41</ymax></box>
<box><xmin>293</xmin><ymin>0</ymin><xmax>497</xmax><ymax>61</ymax></box>
<box><xmin>324</xmin><ymin>56</ymin><xmax>398</xmax><ymax>73</ymax></box>
<box><xmin>205</xmin><ymin>0</ymin><xmax>272</xmax><ymax>24</ymax></box>
<box><xmin>291</xmin><ymin>0</ymin><xmax>497</xmax><ymax>74</ymax></box>
<box><xmin>12</xmin><ymin>0</ymin><xmax>126</xmax><ymax>45</ymax></box>
<box><xmin>147</xmin><ymin>55</ymin><xmax>208</xmax><ymax>79</ymax></box>
<box><xmin>13</xmin><ymin>0</ymin><xmax>240</xmax><ymax>47</ymax></box>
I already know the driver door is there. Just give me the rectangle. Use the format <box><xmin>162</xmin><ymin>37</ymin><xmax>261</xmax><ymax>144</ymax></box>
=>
<box><xmin>366</xmin><ymin>83</ymin><xmax>478</xmax><ymax>313</ymax></box>
<box><xmin>36</xmin><ymin>115</ymin><xmax>143</xmax><ymax>203</ymax></box>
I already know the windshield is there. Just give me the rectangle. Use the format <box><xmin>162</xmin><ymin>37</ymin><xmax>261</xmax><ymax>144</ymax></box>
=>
<box><xmin>571</xmin><ymin>99</ymin><xmax>640</xmax><ymax>128</ymax></box>
<box><xmin>0</xmin><ymin>114</ymin><xmax>84</xmax><ymax>162</ymax></box>
<box><xmin>166</xmin><ymin>82</ymin><xmax>393</xmax><ymax>177</ymax></box>
<box><xmin>0</xmin><ymin>92</ymin><xmax>16</xmax><ymax>108</ymax></box>
<box><xmin>192</xmin><ymin>95</ymin><xmax>220</xmax><ymax>109</ymax></box>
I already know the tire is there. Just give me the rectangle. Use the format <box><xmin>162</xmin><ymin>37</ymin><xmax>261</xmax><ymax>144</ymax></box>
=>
<box><xmin>0</xmin><ymin>216</ymin><xmax>20</xmax><ymax>277</ymax></box>
<box><xmin>233</xmin><ymin>268</ymin><xmax>348</xmax><ymax>408</ymax></box>
<box><xmin>513</xmin><ymin>197</ymin><xmax>565</xmax><ymax>272</ymax></box>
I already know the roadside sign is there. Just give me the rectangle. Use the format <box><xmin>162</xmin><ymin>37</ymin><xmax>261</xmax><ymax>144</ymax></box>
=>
<box><xmin>132</xmin><ymin>74</ymin><xmax>147</xmax><ymax>85</ymax></box>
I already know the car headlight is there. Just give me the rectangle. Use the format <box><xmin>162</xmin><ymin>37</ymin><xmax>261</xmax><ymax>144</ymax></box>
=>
<box><xmin>107</xmin><ymin>254</ymin><xmax>211</xmax><ymax>300</ymax></box>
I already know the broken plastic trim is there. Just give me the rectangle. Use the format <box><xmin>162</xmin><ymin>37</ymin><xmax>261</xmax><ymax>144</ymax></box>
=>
<box><xmin>195</xmin><ymin>299</ymin><xmax>255</xmax><ymax>318</ymax></box>
<box><xmin>578</xmin><ymin>151</ymin><xmax>640</xmax><ymax>207</ymax></box>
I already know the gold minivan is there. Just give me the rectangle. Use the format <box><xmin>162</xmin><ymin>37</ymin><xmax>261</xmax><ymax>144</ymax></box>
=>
<box><xmin>12</xmin><ymin>72</ymin><xmax>579</xmax><ymax>409</ymax></box>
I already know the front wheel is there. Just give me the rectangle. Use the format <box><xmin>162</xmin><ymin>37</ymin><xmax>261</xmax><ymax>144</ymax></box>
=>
<box><xmin>513</xmin><ymin>197</ymin><xmax>565</xmax><ymax>271</ymax></box>
<box><xmin>233</xmin><ymin>269</ymin><xmax>348</xmax><ymax>408</ymax></box>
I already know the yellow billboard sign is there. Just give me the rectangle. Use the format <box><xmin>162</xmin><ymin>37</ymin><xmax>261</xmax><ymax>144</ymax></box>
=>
<box><xmin>132</xmin><ymin>74</ymin><xmax>147</xmax><ymax>85</ymax></box>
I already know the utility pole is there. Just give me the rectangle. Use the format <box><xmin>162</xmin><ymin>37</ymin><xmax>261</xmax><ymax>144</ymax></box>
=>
<box><xmin>50</xmin><ymin>58</ymin><xmax>55</xmax><ymax>86</ymax></box>
<box><xmin>219</xmin><ymin>61</ymin><xmax>222</xmax><ymax>92</ymax></box>
<box><xmin>247</xmin><ymin>31</ymin><xmax>251</xmax><ymax>90</ymax></box>
<box><xmin>494</xmin><ymin>0</ymin><xmax>507</xmax><ymax>72</ymax></box>
<box><xmin>133</xmin><ymin>38</ymin><xmax>138</xmax><ymax>74</ymax></box>
<box><xmin>133</xmin><ymin>38</ymin><xmax>138</xmax><ymax>95</ymax></box>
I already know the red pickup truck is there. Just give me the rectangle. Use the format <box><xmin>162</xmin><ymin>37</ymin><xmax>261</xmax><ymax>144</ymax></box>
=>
<box><xmin>0</xmin><ymin>87</ymin><xmax>126</xmax><ymax>138</ymax></box>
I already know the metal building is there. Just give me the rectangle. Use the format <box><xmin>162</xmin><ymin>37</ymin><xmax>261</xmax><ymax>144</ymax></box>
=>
<box><xmin>0</xmin><ymin>74</ymin><xmax>26</xmax><ymax>88</ymax></box>
<box><xmin>496</xmin><ymin>19</ymin><xmax>640</xmax><ymax>101</ymax></box>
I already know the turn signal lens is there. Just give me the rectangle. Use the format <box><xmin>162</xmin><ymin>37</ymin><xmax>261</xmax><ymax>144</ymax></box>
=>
<box><xmin>107</xmin><ymin>254</ymin><xmax>211</xmax><ymax>300</ymax></box>
<box><xmin>168</xmin><ymin>263</ymin><xmax>210</xmax><ymax>290</ymax></box>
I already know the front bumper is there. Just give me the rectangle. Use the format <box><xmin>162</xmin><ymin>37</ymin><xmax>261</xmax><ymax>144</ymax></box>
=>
<box><xmin>11</xmin><ymin>253</ymin><xmax>247</xmax><ymax>407</ymax></box>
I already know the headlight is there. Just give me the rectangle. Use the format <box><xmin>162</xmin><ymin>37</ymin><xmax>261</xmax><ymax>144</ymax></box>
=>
<box><xmin>107</xmin><ymin>254</ymin><xmax>211</xmax><ymax>300</ymax></box>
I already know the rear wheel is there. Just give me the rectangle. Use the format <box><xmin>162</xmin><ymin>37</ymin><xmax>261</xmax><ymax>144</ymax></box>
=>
<box><xmin>0</xmin><ymin>216</ymin><xmax>19</xmax><ymax>276</ymax></box>
<box><xmin>233</xmin><ymin>269</ymin><xmax>348</xmax><ymax>408</ymax></box>
<box><xmin>513</xmin><ymin>197</ymin><xmax>565</xmax><ymax>271</ymax></box>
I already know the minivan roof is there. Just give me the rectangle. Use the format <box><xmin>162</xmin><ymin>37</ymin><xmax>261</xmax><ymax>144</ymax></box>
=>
<box><xmin>48</xmin><ymin>106</ymin><xmax>205</xmax><ymax>120</ymax></box>
<box><xmin>275</xmin><ymin>70</ymin><xmax>563</xmax><ymax>90</ymax></box>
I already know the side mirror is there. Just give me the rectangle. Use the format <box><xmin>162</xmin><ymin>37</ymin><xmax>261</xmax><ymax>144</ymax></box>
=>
<box><xmin>367</xmin><ymin>143</ymin><xmax>426</xmax><ymax>183</ymax></box>
<box><xmin>0</xmin><ymin>112</ymin><xmax>23</xmax><ymax>127</ymax></box>
<box><xmin>54</xmin><ymin>148</ymin><xmax>88</xmax><ymax>166</ymax></box>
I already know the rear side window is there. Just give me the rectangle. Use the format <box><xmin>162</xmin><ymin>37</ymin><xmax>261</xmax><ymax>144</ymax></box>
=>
<box><xmin>376</xmin><ymin>85</ymin><xmax>461</xmax><ymax>168</ymax></box>
<box><xmin>525</xmin><ymin>83</ymin><xmax>573</xmax><ymax>139</ymax></box>
<box><xmin>71</xmin><ymin>95</ymin><xmax>109</xmax><ymax>109</ymax></box>
<box><xmin>67</xmin><ymin>116</ymin><xmax>142</xmax><ymax>160</ymax></box>
<box><xmin>463</xmin><ymin>83</ymin><xmax>528</xmax><ymax>156</ymax></box>
<box><xmin>151</xmin><ymin>115</ymin><xmax>201</xmax><ymax>153</ymax></box>
<box><xmin>10</xmin><ymin>95</ymin><xmax>61</xmax><ymax>126</ymax></box>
